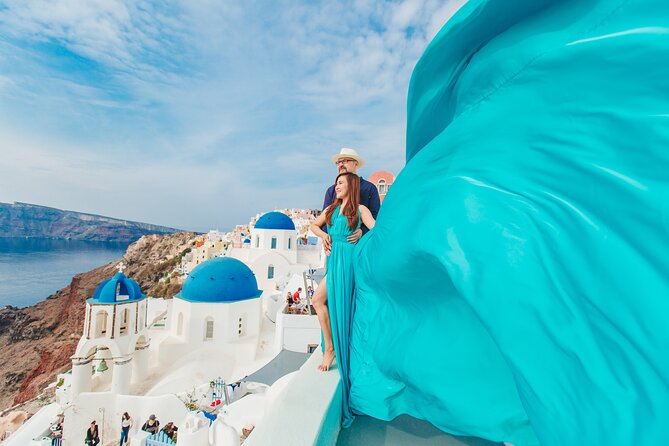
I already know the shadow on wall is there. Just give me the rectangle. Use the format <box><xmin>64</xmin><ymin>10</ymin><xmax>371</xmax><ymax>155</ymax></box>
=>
<box><xmin>336</xmin><ymin>415</ymin><xmax>503</xmax><ymax>446</ymax></box>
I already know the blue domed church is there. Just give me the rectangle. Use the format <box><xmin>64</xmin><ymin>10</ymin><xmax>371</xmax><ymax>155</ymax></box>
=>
<box><xmin>71</xmin><ymin>264</ymin><xmax>151</xmax><ymax>398</ymax></box>
<box><xmin>165</xmin><ymin>257</ymin><xmax>264</xmax><ymax>363</ymax></box>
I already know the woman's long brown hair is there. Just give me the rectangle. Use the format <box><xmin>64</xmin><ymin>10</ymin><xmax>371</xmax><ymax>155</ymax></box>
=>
<box><xmin>324</xmin><ymin>172</ymin><xmax>360</xmax><ymax>230</ymax></box>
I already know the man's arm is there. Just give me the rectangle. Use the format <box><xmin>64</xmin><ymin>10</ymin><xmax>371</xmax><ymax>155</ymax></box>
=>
<box><xmin>347</xmin><ymin>181</ymin><xmax>380</xmax><ymax>243</ymax></box>
<box><xmin>323</xmin><ymin>185</ymin><xmax>335</xmax><ymax>210</ymax></box>
<box><xmin>367</xmin><ymin>182</ymin><xmax>381</xmax><ymax>219</ymax></box>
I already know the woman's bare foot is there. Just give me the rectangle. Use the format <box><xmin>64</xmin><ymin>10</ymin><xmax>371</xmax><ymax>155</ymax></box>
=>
<box><xmin>318</xmin><ymin>349</ymin><xmax>335</xmax><ymax>371</ymax></box>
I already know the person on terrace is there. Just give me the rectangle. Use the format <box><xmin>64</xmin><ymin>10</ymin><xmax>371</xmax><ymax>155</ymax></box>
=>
<box><xmin>141</xmin><ymin>414</ymin><xmax>160</xmax><ymax>434</ymax></box>
<box><xmin>310</xmin><ymin>171</ymin><xmax>376</xmax><ymax>427</ymax></box>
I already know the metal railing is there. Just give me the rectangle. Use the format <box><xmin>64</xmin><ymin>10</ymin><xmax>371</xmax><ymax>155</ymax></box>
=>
<box><xmin>146</xmin><ymin>431</ymin><xmax>176</xmax><ymax>445</ymax></box>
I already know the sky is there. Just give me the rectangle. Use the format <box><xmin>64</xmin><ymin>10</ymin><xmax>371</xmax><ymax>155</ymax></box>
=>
<box><xmin>0</xmin><ymin>0</ymin><xmax>465</xmax><ymax>232</ymax></box>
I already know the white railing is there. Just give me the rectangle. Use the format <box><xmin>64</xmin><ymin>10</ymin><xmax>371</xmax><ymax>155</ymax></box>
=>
<box><xmin>146</xmin><ymin>431</ymin><xmax>176</xmax><ymax>445</ymax></box>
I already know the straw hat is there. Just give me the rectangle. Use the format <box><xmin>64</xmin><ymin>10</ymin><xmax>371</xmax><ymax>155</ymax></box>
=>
<box><xmin>332</xmin><ymin>147</ymin><xmax>364</xmax><ymax>168</ymax></box>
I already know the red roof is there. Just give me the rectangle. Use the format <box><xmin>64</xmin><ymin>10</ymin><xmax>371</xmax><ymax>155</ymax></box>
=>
<box><xmin>368</xmin><ymin>170</ymin><xmax>395</xmax><ymax>185</ymax></box>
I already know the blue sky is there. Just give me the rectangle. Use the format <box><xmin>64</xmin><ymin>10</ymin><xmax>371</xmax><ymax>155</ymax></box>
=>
<box><xmin>0</xmin><ymin>0</ymin><xmax>464</xmax><ymax>232</ymax></box>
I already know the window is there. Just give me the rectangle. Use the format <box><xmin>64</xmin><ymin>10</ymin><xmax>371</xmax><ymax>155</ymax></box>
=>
<box><xmin>255</xmin><ymin>236</ymin><xmax>259</xmax><ymax>248</ymax></box>
<box><xmin>271</xmin><ymin>237</ymin><xmax>277</xmax><ymax>249</ymax></box>
<box><xmin>205</xmin><ymin>319</ymin><xmax>214</xmax><ymax>340</ymax></box>
<box><xmin>378</xmin><ymin>179</ymin><xmax>387</xmax><ymax>194</ymax></box>
<box><xmin>268</xmin><ymin>265</ymin><xmax>274</xmax><ymax>279</ymax></box>
<box><xmin>95</xmin><ymin>311</ymin><xmax>108</xmax><ymax>338</ymax></box>
<box><xmin>288</xmin><ymin>238</ymin><xmax>292</xmax><ymax>250</ymax></box>
<box><xmin>119</xmin><ymin>308</ymin><xmax>130</xmax><ymax>335</ymax></box>
<box><xmin>177</xmin><ymin>312</ymin><xmax>184</xmax><ymax>336</ymax></box>
<box><xmin>238</xmin><ymin>315</ymin><xmax>246</xmax><ymax>337</ymax></box>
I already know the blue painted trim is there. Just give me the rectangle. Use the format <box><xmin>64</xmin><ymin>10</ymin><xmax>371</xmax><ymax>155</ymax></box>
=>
<box><xmin>176</xmin><ymin>290</ymin><xmax>262</xmax><ymax>303</ymax></box>
<box><xmin>86</xmin><ymin>294</ymin><xmax>147</xmax><ymax>305</ymax></box>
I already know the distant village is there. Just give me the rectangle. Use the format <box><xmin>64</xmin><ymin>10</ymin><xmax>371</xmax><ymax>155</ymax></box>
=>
<box><xmin>176</xmin><ymin>207</ymin><xmax>321</xmax><ymax>278</ymax></box>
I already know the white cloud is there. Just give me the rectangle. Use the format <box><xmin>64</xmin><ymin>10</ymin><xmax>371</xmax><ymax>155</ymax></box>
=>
<box><xmin>0</xmin><ymin>0</ymin><xmax>467</xmax><ymax>229</ymax></box>
<box><xmin>391</xmin><ymin>0</ymin><xmax>422</xmax><ymax>29</ymax></box>
<box><xmin>1</xmin><ymin>1</ymin><xmax>131</xmax><ymax>65</ymax></box>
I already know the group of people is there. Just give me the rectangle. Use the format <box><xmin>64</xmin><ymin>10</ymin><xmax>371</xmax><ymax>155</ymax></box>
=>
<box><xmin>82</xmin><ymin>412</ymin><xmax>178</xmax><ymax>445</ymax></box>
<box><xmin>138</xmin><ymin>413</ymin><xmax>178</xmax><ymax>442</ymax></box>
<box><xmin>309</xmin><ymin>147</ymin><xmax>380</xmax><ymax>428</ymax></box>
<box><xmin>285</xmin><ymin>286</ymin><xmax>314</xmax><ymax>314</ymax></box>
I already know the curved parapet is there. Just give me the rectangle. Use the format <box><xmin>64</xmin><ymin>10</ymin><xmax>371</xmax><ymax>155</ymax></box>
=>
<box><xmin>210</xmin><ymin>418</ymin><xmax>240</xmax><ymax>446</ymax></box>
<box><xmin>350</xmin><ymin>1</ymin><xmax>669</xmax><ymax>445</ymax></box>
<box><xmin>176</xmin><ymin>412</ymin><xmax>241</xmax><ymax>446</ymax></box>
<box><xmin>177</xmin><ymin>412</ymin><xmax>210</xmax><ymax>446</ymax></box>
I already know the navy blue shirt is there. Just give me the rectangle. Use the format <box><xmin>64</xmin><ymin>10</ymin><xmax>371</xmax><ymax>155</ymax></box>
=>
<box><xmin>322</xmin><ymin>176</ymin><xmax>381</xmax><ymax>234</ymax></box>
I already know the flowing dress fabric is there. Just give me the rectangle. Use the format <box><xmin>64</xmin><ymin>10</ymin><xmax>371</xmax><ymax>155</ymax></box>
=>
<box><xmin>349</xmin><ymin>0</ymin><xmax>669</xmax><ymax>445</ymax></box>
<box><xmin>326</xmin><ymin>206</ymin><xmax>359</xmax><ymax>428</ymax></box>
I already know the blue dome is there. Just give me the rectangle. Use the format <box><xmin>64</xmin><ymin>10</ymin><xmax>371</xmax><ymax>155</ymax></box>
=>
<box><xmin>88</xmin><ymin>272</ymin><xmax>145</xmax><ymax>305</ymax></box>
<box><xmin>180</xmin><ymin>257</ymin><xmax>262</xmax><ymax>303</ymax></box>
<box><xmin>255</xmin><ymin>212</ymin><xmax>295</xmax><ymax>230</ymax></box>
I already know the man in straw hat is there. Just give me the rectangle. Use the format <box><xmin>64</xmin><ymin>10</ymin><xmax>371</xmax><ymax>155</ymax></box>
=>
<box><xmin>322</xmin><ymin>147</ymin><xmax>380</xmax><ymax>237</ymax></box>
<box><xmin>313</xmin><ymin>147</ymin><xmax>380</xmax><ymax>370</ymax></box>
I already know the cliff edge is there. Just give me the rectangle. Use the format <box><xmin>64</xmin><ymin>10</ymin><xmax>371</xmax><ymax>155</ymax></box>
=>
<box><xmin>0</xmin><ymin>202</ymin><xmax>183</xmax><ymax>242</ymax></box>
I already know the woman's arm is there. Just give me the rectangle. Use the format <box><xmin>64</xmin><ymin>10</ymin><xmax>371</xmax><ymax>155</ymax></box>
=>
<box><xmin>359</xmin><ymin>205</ymin><xmax>376</xmax><ymax>230</ymax></box>
<box><xmin>310</xmin><ymin>212</ymin><xmax>332</xmax><ymax>255</ymax></box>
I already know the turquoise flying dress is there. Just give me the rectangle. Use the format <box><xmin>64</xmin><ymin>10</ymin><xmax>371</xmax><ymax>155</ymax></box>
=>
<box><xmin>349</xmin><ymin>0</ymin><xmax>669</xmax><ymax>445</ymax></box>
<box><xmin>326</xmin><ymin>205</ymin><xmax>360</xmax><ymax>428</ymax></box>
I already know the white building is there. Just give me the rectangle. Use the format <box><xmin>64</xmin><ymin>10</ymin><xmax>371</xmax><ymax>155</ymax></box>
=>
<box><xmin>227</xmin><ymin>211</ymin><xmax>323</xmax><ymax>293</ymax></box>
<box><xmin>58</xmin><ymin>258</ymin><xmax>271</xmax><ymax>446</ymax></box>
<box><xmin>70</xmin><ymin>267</ymin><xmax>151</xmax><ymax>398</ymax></box>
<box><xmin>159</xmin><ymin>257</ymin><xmax>264</xmax><ymax>367</ymax></box>
<box><xmin>180</xmin><ymin>231</ymin><xmax>230</xmax><ymax>274</ymax></box>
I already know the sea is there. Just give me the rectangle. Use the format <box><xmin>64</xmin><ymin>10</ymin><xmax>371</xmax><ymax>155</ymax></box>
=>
<box><xmin>0</xmin><ymin>238</ymin><xmax>130</xmax><ymax>308</ymax></box>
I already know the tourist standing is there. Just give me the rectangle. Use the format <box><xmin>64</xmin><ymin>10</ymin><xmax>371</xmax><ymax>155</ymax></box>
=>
<box><xmin>119</xmin><ymin>412</ymin><xmax>132</xmax><ymax>445</ymax></box>
<box><xmin>310</xmin><ymin>172</ymin><xmax>376</xmax><ymax>427</ymax></box>
<box><xmin>85</xmin><ymin>420</ymin><xmax>100</xmax><ymax>446</ymax></box>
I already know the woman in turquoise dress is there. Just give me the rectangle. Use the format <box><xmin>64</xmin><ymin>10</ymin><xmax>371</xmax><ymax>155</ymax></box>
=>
<box><xmin>310</xmin><ymin>172</ymin><xmax>376</xmax><ymax>427</ymax></box>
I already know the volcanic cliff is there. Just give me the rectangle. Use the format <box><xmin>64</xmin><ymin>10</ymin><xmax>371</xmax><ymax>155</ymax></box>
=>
<box><xmin>0</xmin><ymin>202</ymin><xmax>183</xmax><ymax>242</ymax></box>
<box><xmin>0</xmin><ymin>232</ymin><xmax>199</xmax><ymax>412</ymax></box>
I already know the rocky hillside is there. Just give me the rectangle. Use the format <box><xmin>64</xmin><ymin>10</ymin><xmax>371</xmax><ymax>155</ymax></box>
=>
<box><xmin>0</xmin><ymin>202</ymin><xmax>183</xmax><ymax>242</ymax></box>
<box><xmin>0</xmin><ymin>232</ymin><xmax>199</xmax><ymax>412</ymax></box>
